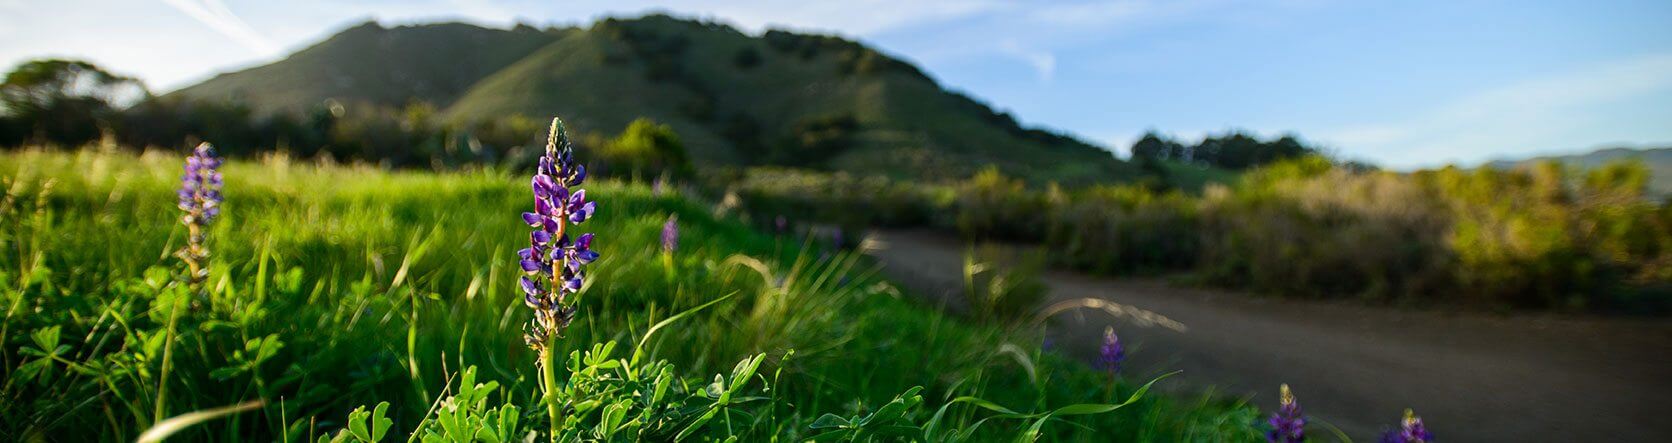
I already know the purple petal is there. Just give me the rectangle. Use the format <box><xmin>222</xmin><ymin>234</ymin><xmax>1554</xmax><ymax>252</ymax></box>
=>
<box><xmin>533</xmin><ymin>175</ymin><xmax>557</xmax><ymax>198</ymax></box>
<box><xmin>519</xmin><ymin>276</ymin><xmax>540</xmax><ymax>296</ymax></box>
<box><xmin>575</xmin><ymin>233</ymin><xmax>594</xmax><ymax>250</ymax></box>
<box><xmin>522</xmin><ymin>212</ymin><xmax>542</xmax><ymax>226</ymax></box>
<box><xmin>520</xmin><ymin>259</ymin><xmax>542</xmax><ymax>273</ymax></box>
<box><xmin>569</xmin><ymin>201</ymin><xmax>595</xmax><ymax>223</ymax></box>
<box><xmin>576</xmin><ymin>250</ymin><xmax>599</xmax><ymax>264</ymax></box>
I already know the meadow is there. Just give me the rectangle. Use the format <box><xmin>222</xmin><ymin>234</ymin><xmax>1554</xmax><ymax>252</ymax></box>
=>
<box><xmin>0</xmin><ymin>145</ymin><xmax>1262</xmax><ymax>441</ymax></box>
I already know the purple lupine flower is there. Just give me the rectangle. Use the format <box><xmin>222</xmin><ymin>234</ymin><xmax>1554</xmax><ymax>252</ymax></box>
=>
<box><xmin>661</xmin><ymin>214</ymin><xmax>678</xmax><ymax>253</ymax></box>
<box><xmin>831</xmin><ymin>227</ymin><xmax>844</xmax><ymax>249</ymax></box>
<box><xmin>518</xmin><ymin>118</ymin><xmax>598</xmax><ymax>353</ymax></box>
<box><xmin>1378</xmin><ymin>409</ymin><xmax>1433</xmax><ymax>443</ymax></box>
<box><xmin>176</xmin><ymin>142</ymin><xmax>222</xmax><ymax>284</ymax></box>
<box><xmin>652</xmin><ymin>175</ymin><xmax>666</xmax><ymax>196</ymax></box>
<box><xmin>178</xmin><ymin>142</ymin><xmax>223</xmax><ymax>226</ymax></box>
<box><xmin>1098</xmin><ymin>326</ymin><xmax>1125</xmax><ymax>374</ymax></box>
<box><xmin>775</xmin><ymin>215</ymin><xmax>787</xmax><ymax>233</ymax></box>
<box><xmin>1267</xmin><ymin>384</ymin><xmax>1306</xmax><ymax>443</ymax></box>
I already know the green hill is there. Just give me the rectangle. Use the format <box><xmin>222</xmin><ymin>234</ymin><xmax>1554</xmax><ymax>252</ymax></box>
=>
<box><xmin>1487</xmin><ymin>146</ymin><xmax>1672</xmax><ymax>196</ymax></box>
<box><xmin>168</xmin><ymin>21</ymin><xmax>566</xmax><ymax>112</ymax></box>
<box><xmin>166</xmin><ymin>15</ymin><xmax>1136</xmax><ymax>184</ymax></box>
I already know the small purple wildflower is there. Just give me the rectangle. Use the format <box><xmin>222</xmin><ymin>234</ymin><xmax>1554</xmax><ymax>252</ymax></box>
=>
<box><xmin>175</xmin><ymin>142</ymin><xmax>222</xmax><ymax>284</ymax></box>
<box><xmin>1267</xmin><ymin>384</ymin><xmax>1306</xmax><ymax>443</ymax></box>
<box><xmin>775</xmin><ymin>215</ymin><xmax>787</xmax><ymax>233</ymax></box>
<box><xmin>1379</xmin><ymin>409</ymin><xmax>1433</xmax><ymax>443</ymax></box>
<box><xmin>652</xmin><ymin>175</ymin><xmax>666</xmax><ymax>196</ymax></box>
<box><xmin>518</xmin><ymin>118</ymin><xmax>598</xmax><ymax>354</ymax></box>
<box><xmin>831</xmin><ymin>227</ymin><xmax>844</xmax><ymax>249</ymax></box>
<box><xmin>1098</xmin><ymin>326</ymin><xmax>1125</xmax><ymax>374</ymax></box>
<box><xmin>662</xmin><ymin>214</ymin><xmax>678</xmax><ymax>254</ymax></box>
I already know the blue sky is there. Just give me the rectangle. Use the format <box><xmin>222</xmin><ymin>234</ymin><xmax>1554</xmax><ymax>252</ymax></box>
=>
<box><xmin>2</xmin><ymin>0</ymin><xmax>1669</xmax><ymax>168</ymax></box>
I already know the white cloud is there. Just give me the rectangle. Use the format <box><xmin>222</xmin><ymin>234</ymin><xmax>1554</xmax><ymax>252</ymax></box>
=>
<box><xmin>1321</xmin><ymin>53</ymin><xmax>1672</xmax><ymax>168</ymax></box>
<box><xmin>1026</xmin><ymin>0</ymin><xmax>1154</xmax><ymax>27</ymax></box>
<box><xmin>160</xmin><ymin>0</ymin><xmax>278</xmax><ymax>56</ymax></box>
<box><xmin>997</xmin><ymin>40</ymin><xmax>1056</xmax><ymax>82</ymax></box>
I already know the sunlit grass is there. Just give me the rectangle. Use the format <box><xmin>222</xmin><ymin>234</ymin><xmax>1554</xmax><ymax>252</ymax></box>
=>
<box><xmin>0</xmin><ymin>147</ymin><xmax>1257</xmax><ymax>441</ymax></box>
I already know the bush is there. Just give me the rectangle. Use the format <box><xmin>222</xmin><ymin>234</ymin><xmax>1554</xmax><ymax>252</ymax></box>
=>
<box><xmin>954</xmin><ymin>167</ymin><xmax>1053</xmax><ymax>242</ymax></box>
<box><xmin>1047</xmin><ymin>185</ymin><xmax>1201</xmax><ymax>274</ymax></box>
<box><xmin>595</xmin><ymin>118</ymin><xmax>693</xmax><ymax>180</ymax></box>
<box><xmin>723</xmin><ymin>167</ymin><xmax>948</xmax><ymax>228</ymax></box>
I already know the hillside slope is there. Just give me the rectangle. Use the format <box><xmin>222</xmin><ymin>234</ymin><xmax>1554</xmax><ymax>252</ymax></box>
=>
<box><xmin>1489</xmin><ymin>146</ymin><xmax>1671</xmax><ymax>196</ymax></box>
<box><xmin>167</xmin><ymin>15</ymin><xmax>1135</xmax><ymax>183</ymax></box>
<box><xmin>167</xmin><ymin>21</ymin><xmax>565</xmax><ymax>112</ymax></box>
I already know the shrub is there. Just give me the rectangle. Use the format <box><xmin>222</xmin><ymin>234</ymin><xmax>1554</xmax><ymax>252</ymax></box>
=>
<box><xmin>595</xmin><ymin>118</ymin><xmax>692</xmax><ymax>180</ymax></box>
<box><xmin>955</xmin><ymin>167</ymin><xmax>1052</xmax><ymax>242</ymax></box>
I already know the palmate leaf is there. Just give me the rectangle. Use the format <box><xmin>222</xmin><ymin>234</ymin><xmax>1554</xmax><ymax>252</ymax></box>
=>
<box><xmin>805</xmin><ymin>386</ymin><xmax>926</xmax><ymax>441</ymax></box>
<box><xmin>674</xmin><ymin>352</ymin><xmax>768</xmax><ymax>440</ymax></box>
<box><xmin>16</xmin><ymin>326</ymin><xmax>68</xmax><ymax>384</ymax></box>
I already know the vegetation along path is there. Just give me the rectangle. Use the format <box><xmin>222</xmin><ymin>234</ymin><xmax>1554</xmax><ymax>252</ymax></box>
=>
<box><xmin>866</xmin><ymin>228</ymin><xmax>1672</xmax><ymax>442</ymax></box>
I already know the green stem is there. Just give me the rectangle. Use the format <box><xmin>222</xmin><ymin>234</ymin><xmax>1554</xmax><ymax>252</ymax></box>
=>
<box><xmin>154</xmin><ymin>261</ymin><xmax>193</xmax><ymax>424</ymax></box>
<box><xmin>540</xmin><ymin>345</ymin><xmax>562</xmax><ymax>442</ymax></box>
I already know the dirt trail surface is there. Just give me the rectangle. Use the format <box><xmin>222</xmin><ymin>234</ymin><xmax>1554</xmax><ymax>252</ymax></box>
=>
<box><xmin>865</xmin><ymin>229</ymin><xmax>1672</xmax><ymax>442</ymax></box>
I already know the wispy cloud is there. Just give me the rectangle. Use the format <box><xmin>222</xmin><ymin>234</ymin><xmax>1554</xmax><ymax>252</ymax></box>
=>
<box><xmin>997</xmin><ymin>39</ymin><xmax>1056</xmax><ymax>82</ymax></box>
<box><xmin>1026</xmin><ymin>0</ymin><xmax>1155</xmax><ymax>27</ymax></box>
<box><xmin>1322</xmin><ymin>52</ymin><xmax>1672</xmax><ymax>168</ymax></box>
<box><xmin>160</xmin><ymin>0</ymin><xmax>277</xmax><ymax>56</ymax></box>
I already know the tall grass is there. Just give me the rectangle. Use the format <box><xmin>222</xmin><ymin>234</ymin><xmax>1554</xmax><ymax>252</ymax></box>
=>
<box><xmin>0</xmin><ymin>148</ymin><xmax>1256</xmax><ymax>441</ymax></box>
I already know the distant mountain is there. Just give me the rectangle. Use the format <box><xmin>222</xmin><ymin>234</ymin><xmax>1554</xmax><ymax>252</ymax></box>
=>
<box><xmin>1487</xmin><ymin>146</ymin><xmax>1672</xmax><ymax>196</ymax></box>
<box><xmin>170</xmin><ymin>22</ymin><xmax>565</xmax><ymax>112</ymax></box>
<box><xmin>167</xmin><ymin>15</ymin><xmax>1135</xmax><ymax>184</ymax></box>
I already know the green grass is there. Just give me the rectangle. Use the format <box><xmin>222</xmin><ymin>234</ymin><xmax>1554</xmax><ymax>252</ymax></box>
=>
<box><xmin>0</xmin><ymin>148</ymin><xmax>1257</xmax><ymax>441</ymax></box>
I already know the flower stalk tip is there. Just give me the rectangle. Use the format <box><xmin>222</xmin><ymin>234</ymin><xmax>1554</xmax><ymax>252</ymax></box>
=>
<box><xmin>176</xmin><ymin>142</ymin><xmax>223</xmax><ymax>284</ymax></box>
<box><xmin>1099</xmin><ymin>326</ymin><xmax>1125</xmax><ymax>374</ymax></box>
<box><xmin>519</xmin><ymin>117</ymin><xmax>597</xmax><ymax>355</ymax></box>
<box><xmin>1267</xmin><ymin>384</ymin><xmax>1306</xmax><ymax>443</ymax></box>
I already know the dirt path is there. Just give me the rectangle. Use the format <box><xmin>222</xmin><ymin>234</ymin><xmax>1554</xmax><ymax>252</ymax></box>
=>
<box><xmin>865</xmin><ymin>229</ymin><xmax>1672</xmax><ymax>442</ymax></box>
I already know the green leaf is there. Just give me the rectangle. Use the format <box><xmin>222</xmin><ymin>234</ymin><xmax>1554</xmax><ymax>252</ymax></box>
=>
<box><xmin>369</xmin><ymin>402</ymin><xmax>392</xmax><ymax>442</ymax></box>
<box><xmin>809</xmin><ymin>413</ymin><xmax>851</xmax><ymax>429</ymax></box>
<box><xmin>347</xmin><ymin>405</ymin><xmax>371</xmax><ymax>442</ymax></box>
<box><xmin>1048</xmin><ymin>403</ymin><xmax>1122</xmax><ymax>416</ymax></box>
<box><xmin>29</xmin><ymin>325</ymin><xmax>60</xmax><ymax>352</ymax></box>
<box><xmin>674</xmin><ymin>406</ymin><xmax>722</xmax><ymax>441</ymax></box>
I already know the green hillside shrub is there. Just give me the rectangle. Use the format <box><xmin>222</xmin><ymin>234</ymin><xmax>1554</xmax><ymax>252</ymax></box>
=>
<box><xmin>955</xmin><ymin>167</ymin><xmax>1054</xmax><ymax>242</ymax></box>
<box><xmin>596</xmin><ymin>118</ymin><xmax>693</xmax><ymax>179</ymax></box>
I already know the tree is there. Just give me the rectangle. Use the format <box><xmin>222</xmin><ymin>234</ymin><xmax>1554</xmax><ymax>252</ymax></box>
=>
<box><xmin>601</xmin><ymin>118</ymin><xmax>692</xmax><ymax>179</ymax></box>
<box><xmin>1</xmin><ymin>59</ymin><xmax>147</xmax><ymax>147</ymax></box>
<box><xmin>1130</xmin><ymin>131</ymin><xmax>1182</xmax><ymax>160</ymax></box>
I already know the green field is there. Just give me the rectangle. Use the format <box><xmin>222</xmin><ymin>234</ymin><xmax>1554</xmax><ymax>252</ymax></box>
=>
<box><xmin>0</xmin><ymin>148</ymin><xmax>1257</xmax><ymax>441</ymax></box>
